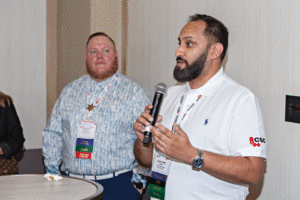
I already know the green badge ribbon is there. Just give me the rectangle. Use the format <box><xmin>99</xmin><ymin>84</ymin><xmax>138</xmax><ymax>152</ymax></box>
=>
<box><xmin>148</xmin><ymin>189</ymin><xmax>165</xmax><ymax>200</ymax></box>
<box><xmin>148</xmin><ymin>183</ymin><xmax>165</xmax><ymax>199</ymax></box>
<box><xmin>75</xmin><ymin>145</ymin><xmax>93</xmax><ymax>153</ymax></box>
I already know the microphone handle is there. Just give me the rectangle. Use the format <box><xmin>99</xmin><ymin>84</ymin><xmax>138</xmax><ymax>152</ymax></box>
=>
<box><xmin>143</xmin><ymin>92</ymin><xmax>164</xmax><ymax>144</ymax></box>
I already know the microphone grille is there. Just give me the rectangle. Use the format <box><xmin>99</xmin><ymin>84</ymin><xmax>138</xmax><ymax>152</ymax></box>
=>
<box><xmin>155</xmin><ymin>82</ymin><xmax>167</xmax><ymax>94</ymax></box>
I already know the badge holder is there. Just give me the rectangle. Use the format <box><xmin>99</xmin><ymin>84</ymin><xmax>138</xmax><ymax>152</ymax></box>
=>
<box><xmin>148</xmin><ymin>151</ymin><xmax>172</xmax><ymax>200</ymax></box>
<box><xmin>75</xmin><ymin>120</ymin><xmax>96</xmax><ymax>159</ymax></box>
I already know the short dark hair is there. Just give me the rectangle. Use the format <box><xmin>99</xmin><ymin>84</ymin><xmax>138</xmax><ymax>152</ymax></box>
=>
<box><xmin>0</xmin><ymin>91</ymin><xmax>12</xmax><ymax>108</ymax></box>
<box><xmin>189</xmin><ymin>14</ymin><xmax>228</xmax><ymax>61</ymax></box>
<box><xmin>86</xmin><ymin>32</ymin><xmax>116</xmax><ymax>50</ymax></box>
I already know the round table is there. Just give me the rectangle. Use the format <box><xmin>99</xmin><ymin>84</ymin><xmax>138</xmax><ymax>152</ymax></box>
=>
<box><xmin>0</xmin><ymin>174</ymin><xmax>103</xmax><ymax>200</ymax></box>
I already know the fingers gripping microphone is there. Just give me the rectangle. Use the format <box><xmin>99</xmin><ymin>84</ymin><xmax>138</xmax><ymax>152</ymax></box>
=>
<box><xmin>143</xmin><ymin>83</ymin><xmax>167</xmax><ymax>144</ymax></box>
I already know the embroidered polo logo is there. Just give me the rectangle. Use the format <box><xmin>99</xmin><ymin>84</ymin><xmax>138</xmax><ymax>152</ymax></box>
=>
<box><xmin>204</xmin><ymin>119</ymin><xmax>209</xmax><ymax>125</ymax></box>
<box><xmin>249</xmin><ymin>137</ymin><xmax>266</xmax><ymax>147</ymax></box>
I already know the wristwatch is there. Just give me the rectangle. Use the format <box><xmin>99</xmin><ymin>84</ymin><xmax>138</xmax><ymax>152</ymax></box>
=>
<box><xmin>192</xmin><ymin>148</ymin><xmax>204</xmax><ymax>170</ymax></box>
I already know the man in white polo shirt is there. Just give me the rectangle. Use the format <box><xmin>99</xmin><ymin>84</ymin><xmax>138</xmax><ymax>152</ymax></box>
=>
<box><xmin>133</xmin><ymin>14</ymin><xmax>266</xmax><ymax>199</ymax></box>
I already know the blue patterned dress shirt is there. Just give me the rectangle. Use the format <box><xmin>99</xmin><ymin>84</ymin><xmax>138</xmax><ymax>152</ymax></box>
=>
<box><xmin>42</xmin><ymin>72</ymin><xmax>151</xmax><ymax>175</ymax></box>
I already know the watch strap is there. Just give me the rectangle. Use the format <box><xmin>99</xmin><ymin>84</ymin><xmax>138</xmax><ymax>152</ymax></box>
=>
<box><xmin>197</xmin><ymin>148</ymin><xmax>203</xmax><ymax>160</ymax></box>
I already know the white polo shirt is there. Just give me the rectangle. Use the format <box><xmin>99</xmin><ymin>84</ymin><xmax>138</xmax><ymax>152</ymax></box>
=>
<box><xmin>157</xmin><ymin>67</ymin><xmax>266</xmax><ymax>200</ymax></box>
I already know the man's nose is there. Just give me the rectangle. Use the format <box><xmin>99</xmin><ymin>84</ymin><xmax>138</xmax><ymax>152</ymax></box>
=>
<box><xmin>97</xmin><ymin>51</ymin><xmax>104</xmax><ymax>58</ymax></box>
<box><xmin>175</xmin><ymin>45</ymin><xmax>184</xmax><ymax>58</ymax></box>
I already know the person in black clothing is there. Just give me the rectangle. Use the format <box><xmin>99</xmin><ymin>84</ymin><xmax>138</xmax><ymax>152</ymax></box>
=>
<box><xmin>0</xmin><ymin>91</ymin><xmax>25</xmax><ymax>175</ymax></box>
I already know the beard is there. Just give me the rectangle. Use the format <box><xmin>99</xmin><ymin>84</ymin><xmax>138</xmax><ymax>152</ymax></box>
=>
<box><xmin>86</xmin><ymin>56</ymin><xmax>118</xmax><ymax>81</ymax></box>
<box><xmin>173</xmin><ymin>47</ymin><xmax>209</xmax><ymax>82</ymax></box>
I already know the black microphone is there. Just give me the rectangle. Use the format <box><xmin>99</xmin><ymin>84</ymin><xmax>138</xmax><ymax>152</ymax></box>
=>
<box><xmin>143</xmin><ymin>83</ymin><xmax>167</xmax><ymax>144</ymax></box>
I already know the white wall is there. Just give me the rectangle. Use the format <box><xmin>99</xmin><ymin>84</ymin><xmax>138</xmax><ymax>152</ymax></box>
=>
<box><xmin>0</xmin><ymin>0</ymin><xmax>46</xmax><ymax>149</ymax></box>
<box><xmin>128</xmin><ymin>0</ymin><xmax>300</xmax><ymax>199</ymax></box>
<box><xmin>56</xmin><ymin>0</ymin><xmax>90</xmax><ymax>95</ymax></box>
<box><xmin>90</xmin><ymin>0</ymin><xmax>124</xmax><ymax>73</ymax></box>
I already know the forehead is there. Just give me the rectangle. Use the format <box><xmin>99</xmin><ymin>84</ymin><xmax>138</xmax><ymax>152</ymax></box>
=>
<box><xmin>179</xmin><ymin>20</ymin><xmax>207</xmax><ymax>41</ymax></box>
<box><xmin>87</xmin><ymin>36</ymin><xmax>114</xmax><ymax>49</ymax></box>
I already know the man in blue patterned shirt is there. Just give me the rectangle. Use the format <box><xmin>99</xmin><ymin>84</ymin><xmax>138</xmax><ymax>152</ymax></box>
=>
<box><xmin>43</xmin><ymin>32</ymin><xmax>151</xmax><ymax>200</ymax></box>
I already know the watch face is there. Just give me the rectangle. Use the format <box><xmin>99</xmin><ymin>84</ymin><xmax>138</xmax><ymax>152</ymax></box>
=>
<box><xmin>192</xmin><ymin>157</ymin><xmax>204</xmax><ymax>169</ymax></box>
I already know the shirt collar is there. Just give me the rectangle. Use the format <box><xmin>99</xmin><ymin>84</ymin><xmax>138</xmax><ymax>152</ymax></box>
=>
<box><xmin>87</xmin><ymin>72</ymin><xmax>119</xmax><ymax>87</ymax></box>
<box><xmin>184</xmin><ymin>67</ymin><xmax>225</xmax><ymax>97</ymax></box>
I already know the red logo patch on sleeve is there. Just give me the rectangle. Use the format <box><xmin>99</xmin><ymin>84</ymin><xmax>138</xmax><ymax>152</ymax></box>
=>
<box><xmin>249</xmin><ymin>137</ymin><xmax>266</xmax><ymax>147</ymax></box>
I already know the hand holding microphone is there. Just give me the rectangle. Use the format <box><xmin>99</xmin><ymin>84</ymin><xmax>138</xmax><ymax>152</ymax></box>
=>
<box><xmin>133</xmin><ymin>82</ymin><xmax>167</xmax><ymax>144</ymax></box>
<box><xmin>143</xmin><ymin>83</ymin><xmax>167</xmax><ymax>144</ymax></box>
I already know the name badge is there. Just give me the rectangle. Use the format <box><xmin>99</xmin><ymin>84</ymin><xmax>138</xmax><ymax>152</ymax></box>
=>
<box><xmin>152</xmin><ymin>151</ymin><xmax>172</xmax><ymax>175</ymax></box>
<box><xmin>77</xmin><ymin>120</ymin><xmax>96</xmax><ymax>139</ymax></box>
<box><xmin>75</xmin><ymin>121</ymin><xmax>96</xmax><ymax>160</ymax></box>
<box><xmin>148</xmin><ymin>150</ymin><xmax>172</xmax><ymax>199</ymax></box>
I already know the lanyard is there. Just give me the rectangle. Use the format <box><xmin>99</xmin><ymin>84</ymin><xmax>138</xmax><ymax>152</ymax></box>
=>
<box><xmin>149</xmin><ymin>93</ymin><xmax>202</xmax><ymax>199</ymax></box>
<box><xmin>86</xmin><ymin>74</ymin><xmax>119</xmax><ymax>119</ymax></box>
<box><xmin>171</xmin><ymin>94</ymin><xmax>202</xmax><ymax>133</ymax></box>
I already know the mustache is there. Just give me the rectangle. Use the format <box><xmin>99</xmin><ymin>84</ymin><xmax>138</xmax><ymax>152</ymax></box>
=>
<box><xmin>176</xmin><ymin>57</ymin><xmax>188</xmax><ymax>65</ymax></box>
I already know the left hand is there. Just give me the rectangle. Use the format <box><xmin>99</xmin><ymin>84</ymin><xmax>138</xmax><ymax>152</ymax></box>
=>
<box><xmin>151</xmin><ymin>122</ymin><xmax>197</xmax><ymax>165</ymax></box>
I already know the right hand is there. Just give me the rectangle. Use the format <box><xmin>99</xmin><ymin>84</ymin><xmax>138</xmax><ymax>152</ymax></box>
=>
<box><xmin>133</xmin><ymin>105</ymin><xmax>162</xmax><ymax>142</ymax></box>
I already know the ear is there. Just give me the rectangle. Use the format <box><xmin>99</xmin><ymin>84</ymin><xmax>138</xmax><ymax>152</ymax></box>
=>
<box><xmin>115</xmin><ymin>51</ymin><xmax>119</xmax><ymax>61</ymax></box>
<box><xmin>211</xmin><ymin>43</ymin><xmax>224</xmax><ymax>60</ymax></box>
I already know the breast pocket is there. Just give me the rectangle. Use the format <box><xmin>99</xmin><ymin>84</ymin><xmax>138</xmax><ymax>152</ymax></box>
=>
<box><xmin>60</xmin><ymin>103</ymin><xmax>83</xmax><ymax>129</ymax></box>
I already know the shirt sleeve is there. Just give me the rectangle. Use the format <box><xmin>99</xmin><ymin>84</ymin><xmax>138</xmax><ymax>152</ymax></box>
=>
<box><xmin>132</xmin><ymin>86</ymin><xmax>152</xmax><ymax>176</ymax></box>
<box><xmin>0</xmin><ymin>100</ymin><xmax>25</xmax><ymax>158</ymax></box>
<box><xmin>132</xmin><ymin>86</ymin><xmax>152</xmax><ymax>119</ymax></box>
<box><xmin>229</xmin><ymin>94</ymin><xmax>267</xmax><ymax>158</ymax></box>
<box><xmin>42</xmin><ymin>88</ymin><xmax>67</xmax><ymax>174</ymax></box>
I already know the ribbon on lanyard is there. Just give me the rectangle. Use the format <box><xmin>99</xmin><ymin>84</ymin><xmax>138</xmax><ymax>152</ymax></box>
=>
<box><xmin>148</xmin><ymin>94</ymin><xmax>202</xmax><ymax>200</ymax></box>
<box><xmin>86</xmin><ymin>73</ymin><xmax>119</xmax><ymax>119</ymax></box>
<box><xmin>75</xmin><ymin>74</ymin><xmax>119</xmax><ymax>160</ymax></box>
<box><xmin>172</xmin><ymin>94</ymin><xmax>202</xmax><ymax>133</ymax></box>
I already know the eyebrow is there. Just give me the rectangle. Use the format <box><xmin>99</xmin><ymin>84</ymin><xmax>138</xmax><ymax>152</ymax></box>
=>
<box><xmin>87</xmin><ymin>46</ymin><xmax>111</xmax><ymax>50</ymax></box>
<box><xmin>178</xmin><ymin>36</ymin><xmax>196</xmax><ymax>41</ymax></box>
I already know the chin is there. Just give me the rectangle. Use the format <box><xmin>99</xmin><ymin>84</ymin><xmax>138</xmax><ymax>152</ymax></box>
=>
<box><xmin>86</xmin><ymin>64</ymin><xmax>118</xmax><ymax>81</ymax></box>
